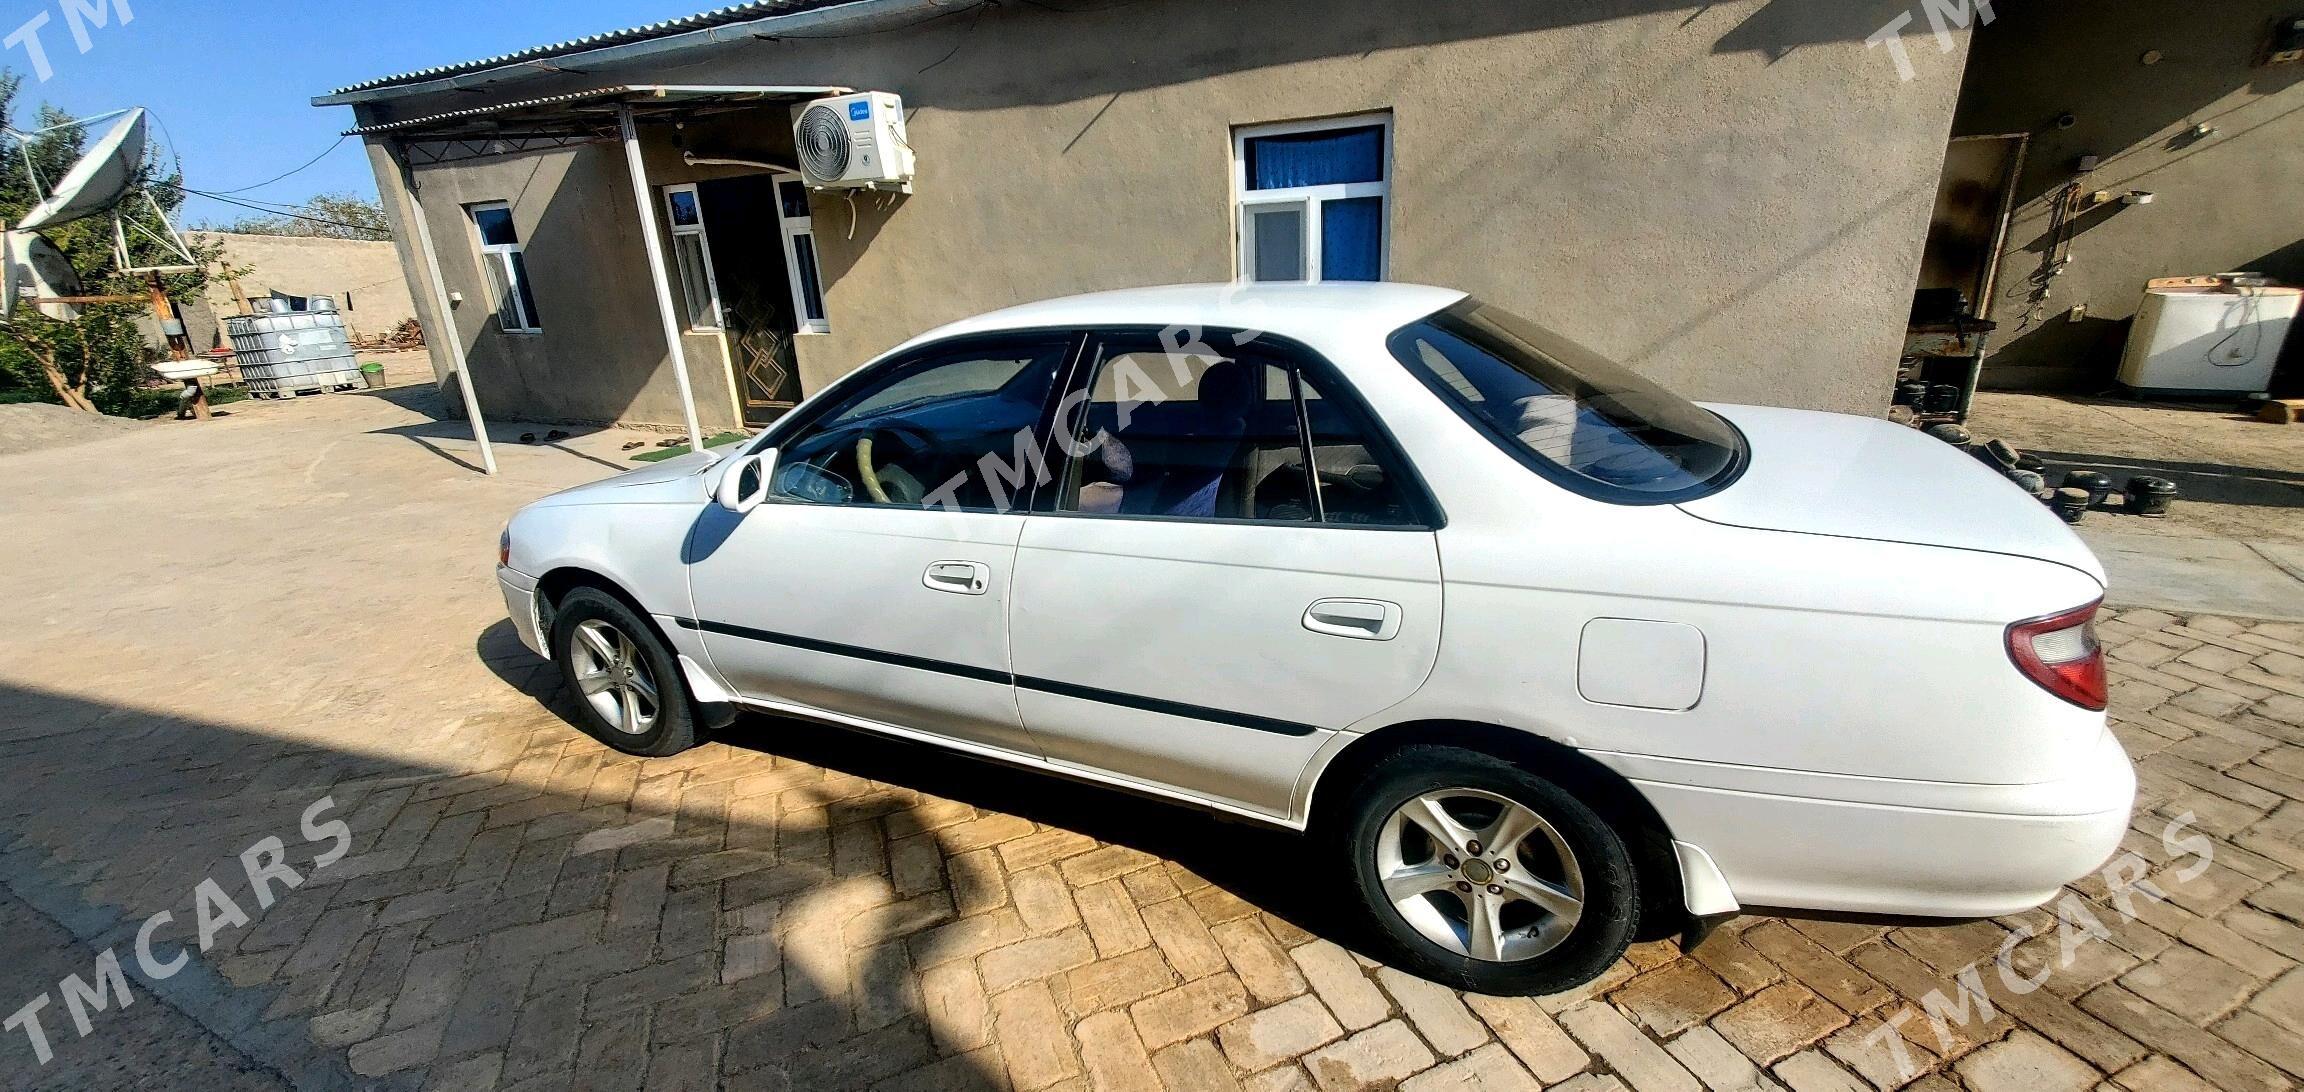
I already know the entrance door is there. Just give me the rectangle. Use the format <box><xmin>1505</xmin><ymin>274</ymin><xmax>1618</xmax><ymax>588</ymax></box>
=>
<box><xmin>1009</xmin><ymin>330</ymin><xmax>1445</xmax><ymax>819</ymax></box>
<box><xmin>685</xmin><ymin>332</ymin><xmax>1079</xmax><ymax>757</ymax></box>
<box><xmin>699</xmin><ymin>175</ymin><xmax>803</xmax><ymax>424</ymax></box>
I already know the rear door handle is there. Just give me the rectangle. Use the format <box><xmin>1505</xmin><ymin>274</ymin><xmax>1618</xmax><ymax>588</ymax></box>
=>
<box><xmin>923</xmin><ymin>561</ymin><xmax>992</xmax><ymax>596</ymax></box>
<box><xmin>1304</xmin><ymin>598</ymin><xmax>1402</xmax><ymax>641</ymax></box>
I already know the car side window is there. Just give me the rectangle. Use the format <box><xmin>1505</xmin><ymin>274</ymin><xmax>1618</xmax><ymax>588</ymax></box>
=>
<box><xmin>771</xmin><ymin>336</ymin><xmax>1072</xmax><ymax>511</ymax></box>
<box><xmin>1294</xmin><ymin>371</ymin><xmax>1422</xmax><ymax>526</ymax></box>
<box><xmin>1054</xmin><ymin>332</ymin><xmax>1423</xmax><ymax>526</ymax></box>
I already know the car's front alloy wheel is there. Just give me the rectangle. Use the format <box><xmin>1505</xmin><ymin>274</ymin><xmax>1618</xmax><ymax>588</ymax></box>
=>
<box><xmin>572</xmin><ymin>618</ymin><xmax>660</xmax><ymax>736</ymax></box>
<box><xmin>1345</xmin><ymin>745</ymin><xmax>1638</xmax><ymax>994</ymax></box>
<box><xmin>549</xmin><ymin>587</ymin><xmax>697</xmax><ymax>757</ymax></box>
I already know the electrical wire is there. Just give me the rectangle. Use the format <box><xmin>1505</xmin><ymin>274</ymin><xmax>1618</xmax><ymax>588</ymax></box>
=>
<box><xmin>917</xmin><ymin>0</ymin><xmax>991</xmax><ymax>73</ymax></box>
<box><xmin>174</xmin><ymin>189</ymin><xmax>344</xmax><ymax>217</ymax></box>
<box><xmin>204</xmin><ymin>135</ymin><xmax>351</xmax><ymax>195</ymax></box>
<box><xmin>175</xmin><ymin>187</ymin><xmax>381</xmax><ymax>235</ymax></box>
<box><xmin>2204</xmin><ymin>289</ymin><xmax>2265</xmax><ymax>368</ymax></box>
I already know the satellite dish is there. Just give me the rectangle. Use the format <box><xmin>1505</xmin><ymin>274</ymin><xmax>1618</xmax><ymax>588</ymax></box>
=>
<box><xmin>16</xmin><ymin>108</ymin><xmax>147</xmax><ymax>231</ymax></box>
<box><xmin>2</xmin><ymin>229</ymin><xmax>82</xmax><ymax>320</ymax></box>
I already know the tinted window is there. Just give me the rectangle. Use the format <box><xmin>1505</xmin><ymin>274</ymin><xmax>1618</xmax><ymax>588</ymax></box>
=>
<box><xmin>771</xmin><ymin>337</ymin><xmax>1071</xmax><ymax>512</ymax></box>
<box><xmin>1388</xmin><ymin>300</ymin><xmax>1744</xmax><ymax>502</ymax></box>
<box><xmin>471</xmin><ymin>206</ymin><xmax>519</xmax><ymax>246</ymax></box>
<box><xmin>1057</xmin><ymin>333</ymin><xmax>1425</xmax><ymax>526</ymax></box>
<box><xmin>1295</xmin><ymin>371</ymin><xmax>1420</xmax><ymax>526</ymax></box>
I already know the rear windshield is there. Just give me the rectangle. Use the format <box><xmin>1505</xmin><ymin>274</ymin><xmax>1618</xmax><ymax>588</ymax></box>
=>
<box><xmin>1387</xmin><ymin>300</ymin><xmax>1745</xmax><ymax>503</ymax></box>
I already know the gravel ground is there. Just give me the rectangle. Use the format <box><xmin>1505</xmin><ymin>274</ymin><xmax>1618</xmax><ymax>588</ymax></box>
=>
<box><xmin>0</xmin><ymin>403</ymin><xmax>152</xmax><ymax>459</ymax></box>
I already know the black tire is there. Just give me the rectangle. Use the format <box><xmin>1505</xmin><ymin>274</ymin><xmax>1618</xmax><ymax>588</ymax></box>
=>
<box><xmin>1342</xmin><ymin>745</ymin><xmax>1639</xmax><ymax>995</ymax></box>
<box><xmin>549</xmin><ymin>587</ymin><xmax>698</xmax><ymax>758</ymax></box>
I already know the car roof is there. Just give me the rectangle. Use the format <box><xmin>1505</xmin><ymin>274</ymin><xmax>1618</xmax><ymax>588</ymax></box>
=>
<box><xmin>896</xmin><ymin>282</ymin><xmax>1469</xmax><ymax>353</ymax></box>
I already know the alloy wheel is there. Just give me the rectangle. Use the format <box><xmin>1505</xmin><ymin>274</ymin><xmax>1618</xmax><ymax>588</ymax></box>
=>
<box><xmin>1374</xmin><ymin>788</ymin><xmax>1584</xmax><ymax>962</ymax></box>
<box><xmin>571</xmin><ymin>618</ymin><xmax>659</xmax><ymax>736</ymax></box>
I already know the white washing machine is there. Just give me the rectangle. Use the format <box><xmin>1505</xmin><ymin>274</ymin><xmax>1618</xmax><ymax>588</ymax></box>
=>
<box><xmin>2116</xmin><ymin>283</ymin><xmax>2300</xmax><ymax>396</ymax></box>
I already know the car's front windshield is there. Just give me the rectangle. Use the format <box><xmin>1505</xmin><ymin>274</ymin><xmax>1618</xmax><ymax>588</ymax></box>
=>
<box><xmin>1386</xmin><ymin>299</ymin><xmax>1745</xmax><ymax>502</ymax></box>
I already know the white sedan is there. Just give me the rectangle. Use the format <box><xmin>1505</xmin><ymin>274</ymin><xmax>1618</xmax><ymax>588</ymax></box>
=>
<box><xmin>497</xmin><ymin>284</ymin><xmax>2134</xmax><ymax>994</ymax></box>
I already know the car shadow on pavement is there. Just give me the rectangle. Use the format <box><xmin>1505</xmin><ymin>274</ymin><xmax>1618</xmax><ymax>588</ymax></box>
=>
<box><xmin>0</xmin><ymin>675</ymin><xmax>1009</xmax><ymax>1090</ymax></box>
<box><xmin>477</xmin><ymin>620</ymin><xmax>1660</xmax><ymax>970</ymax></box>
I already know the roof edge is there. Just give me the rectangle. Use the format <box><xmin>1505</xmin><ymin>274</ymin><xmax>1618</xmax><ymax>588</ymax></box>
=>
<box><xmin>313</xmin><ymin>0</ymin><xmax>964</xmax><ymax>109</ymax></box>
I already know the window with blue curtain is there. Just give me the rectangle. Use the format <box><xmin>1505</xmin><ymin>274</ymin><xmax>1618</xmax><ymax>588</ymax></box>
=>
<box><xmin>1239</xmin><ymin>122</ymin><xmax>1388</xmax><ymax>283</ymax></box>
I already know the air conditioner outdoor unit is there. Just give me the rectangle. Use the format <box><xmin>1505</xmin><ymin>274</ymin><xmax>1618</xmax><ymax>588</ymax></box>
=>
<box><xmin>792</xmin><ymin>92</ymin><xmax>914</xmax><ymax>192</ymax></box>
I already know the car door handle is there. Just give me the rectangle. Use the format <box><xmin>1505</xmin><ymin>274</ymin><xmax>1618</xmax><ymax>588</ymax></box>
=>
<box><xmin>1304</xmin><ymin>598</ymin><xmax>1402</xmax><ymax>641</ymax></box>
<box><xmin>923</xmin><ymin>561</ymin><xmax>992</xmax><ymax>596</ymax></box>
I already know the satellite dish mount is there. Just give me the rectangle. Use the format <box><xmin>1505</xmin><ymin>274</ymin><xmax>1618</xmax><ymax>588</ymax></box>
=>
<box><xmin>6</xmin><ymin>106</ymin><xmax>214</xmax><ymax>417</ymax></box>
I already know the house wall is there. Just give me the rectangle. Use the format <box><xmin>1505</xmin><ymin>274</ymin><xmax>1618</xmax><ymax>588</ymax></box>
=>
<box><xmin>366</xmin><ymin>138</ymin><xmax>748</xmax><ymax>431</ymax></box>
<box><xmin>357</xmin><ymin>0</ymin><xmax>1974</xmax><ymax>425</ymax></box>
<box><xmin>1957</xmin><ymin>3</ymin><xmax>2304</xmax><ymax>390</ymax></box>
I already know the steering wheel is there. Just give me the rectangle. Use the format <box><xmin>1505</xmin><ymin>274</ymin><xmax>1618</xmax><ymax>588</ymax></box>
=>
<box><xmin>854</xmin><ymin>425</ymin><xmax>935</xmax><ymax>506</ymax></box>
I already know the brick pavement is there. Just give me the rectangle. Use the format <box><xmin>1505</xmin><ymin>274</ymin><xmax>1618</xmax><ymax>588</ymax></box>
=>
<box><xmin>1</xmin><ymin>392</ymin><xmax>2301</xmax><ymax>1090</ymax></box>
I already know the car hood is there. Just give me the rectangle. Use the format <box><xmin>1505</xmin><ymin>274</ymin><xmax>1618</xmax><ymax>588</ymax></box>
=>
<box><xmin>1680</xmin><ymin>404</ymin><xmax>2107</xmax><ymax>585</ymax></box>
<box><xmin>526</xmin><ymin>449</ymin><xmax>722</xmax><ymax>509</ymax></box>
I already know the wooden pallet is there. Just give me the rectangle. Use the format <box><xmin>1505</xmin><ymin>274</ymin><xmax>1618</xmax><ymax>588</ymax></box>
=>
<box><xmin>2258</xmin><ymin>399</ymin><xmax>2304</xmax><ymax>425</ymax></box>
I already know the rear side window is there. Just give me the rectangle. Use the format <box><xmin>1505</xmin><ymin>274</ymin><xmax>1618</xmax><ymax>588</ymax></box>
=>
<box><xmin>1388</xmin><ymin>300</ymin><xmax>1745</xmax><ymax>503</ymax></box>
<box><xmin>1054</xmin><ymin>331</ymin><xmax>1432</xmax><ymax>527</ymax></box>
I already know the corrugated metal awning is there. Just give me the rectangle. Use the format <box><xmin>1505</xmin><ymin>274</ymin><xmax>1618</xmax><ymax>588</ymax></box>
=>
<box><xmin>344</xmin><ymin>84</ymin><xmax>847</xmax><ymax>142</ymax></box>
<box><xmin>321</xmin><ymin>1</ymin><xmax>844</xmax><ymax>100</ymax></box>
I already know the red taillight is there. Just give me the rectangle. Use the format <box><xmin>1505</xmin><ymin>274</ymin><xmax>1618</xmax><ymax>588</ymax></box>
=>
<box><xmin>2007</xmin><ymin>600</ymin><xmax>2108</xmax><ymax>711</ymax></box>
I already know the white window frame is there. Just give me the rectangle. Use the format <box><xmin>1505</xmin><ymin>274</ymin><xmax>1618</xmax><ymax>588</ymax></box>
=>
<box><xmin>1231</xmin><ymin>114</ymin><xmax>1393</xmax><ymax>284</ymax></box>
<box><xmin>772</xmin><ymin>173</ymin><xmax>831</xmax><ymax>335</ymax></box>
<box><xmin>662</xmin><ymin>184</ymin><xmax>725</xmax><ymax>332</ymax></box>
<box><xmin>468</xmin><ymin>201</ymin><xmax>542</xmax><ymax>334</ymax></box>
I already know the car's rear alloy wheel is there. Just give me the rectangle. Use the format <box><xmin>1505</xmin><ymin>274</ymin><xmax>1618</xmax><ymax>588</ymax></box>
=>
<box><xmin>1345</xmin><ymin>745</ymin><xmax>1638</xmax><ymax>994</ymax></box>
<box><xmin>549</xmin><ymin>588</ymin><xmax>697</xmax><ymax>757</ymax></box>
<box><xmin>1376</xmin><ymin>789</ymin><xmax>1584</xmax><ymax>963</ymax></box>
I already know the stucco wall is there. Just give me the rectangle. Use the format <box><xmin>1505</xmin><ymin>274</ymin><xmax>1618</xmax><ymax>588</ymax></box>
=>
<box><xmin>178</xmin><ymin>232</ymin><xmax>417</xmax><ymax>355</ymax></box>
<box><xmin>355</xmin><ymin>0</ymin><xmax>1973</xmax><ymax>422</ymax></box>
<box><xmin>368</xmin><ymin>139</ymin><xmax>746</xmax><ymax>431</ymax></box>
<box><xmin>1956</xmin><ymin>3</ymin><xmax>2304</xmax><ymax>390</ymax></box>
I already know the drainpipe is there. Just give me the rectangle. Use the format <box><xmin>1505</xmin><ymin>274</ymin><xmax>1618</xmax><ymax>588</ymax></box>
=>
<box><xmin>619</xmin><ymin>103</ymin><xmax>709</xmax><ymax>457</ymax></box>
<box><xmin>395</xmin><ymin>144</ymin><xmax>498</xmax><ymax>475</ymax></box>
<box><xmin>681</xmin><ymin>152</ymin><xmax>800</xmax><ymax>174</ymax></box>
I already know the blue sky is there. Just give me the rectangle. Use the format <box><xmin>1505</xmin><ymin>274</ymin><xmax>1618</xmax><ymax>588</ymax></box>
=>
<box><xmin>5</xmin><ymin>0</ymin><xmax>714</xmax><ymax>226</ymax></box>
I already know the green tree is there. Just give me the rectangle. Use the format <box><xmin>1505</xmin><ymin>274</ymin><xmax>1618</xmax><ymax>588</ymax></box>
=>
<box><xmin>0</xmin><ymin>71</ymin><xmax>225</xmax><ymax>415</ymax></box>
<box><xmin>205</xmin><ymin>192</ymin><xmax>390</xmax><ymax>242</ymax></box>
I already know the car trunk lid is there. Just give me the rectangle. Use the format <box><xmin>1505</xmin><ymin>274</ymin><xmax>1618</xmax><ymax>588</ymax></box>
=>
<box><xmin>1680</xmin><ymin>404</ymin><xmax>2106</xmax><ymax>584</ymax></box>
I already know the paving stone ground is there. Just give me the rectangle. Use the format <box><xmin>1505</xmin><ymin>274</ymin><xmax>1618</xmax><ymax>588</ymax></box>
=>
<box><xmin>1</xmin><ymin>388</ymin><xmax>2300</xmax><ymax>1091</ymax></box>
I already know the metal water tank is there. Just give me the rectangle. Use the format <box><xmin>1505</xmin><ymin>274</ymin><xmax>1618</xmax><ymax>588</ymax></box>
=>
<box><xmin>225</xmin><ymin>304</ymin><xmax>362</xmax><ymax>396</ymax></box>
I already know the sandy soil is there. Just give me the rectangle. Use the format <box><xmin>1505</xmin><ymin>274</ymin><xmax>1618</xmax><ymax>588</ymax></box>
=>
<box><xmin>0</xmin><ymin>403</ymin><xmax>151</xmax><ymax>459</ymax></box>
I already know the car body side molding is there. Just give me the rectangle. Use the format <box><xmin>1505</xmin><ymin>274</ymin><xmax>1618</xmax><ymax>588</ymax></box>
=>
<box><xmin>674</xmin><ymin>617</ymin><xmax>1322</xmax><ymax>738</ymax></box>
<box><xmin>676</xmin><ymin>617</ymin><xmax>1011</xmax><ymax>685</ymax></box>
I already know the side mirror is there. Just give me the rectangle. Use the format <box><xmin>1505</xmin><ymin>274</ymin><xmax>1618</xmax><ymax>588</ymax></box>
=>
<box><xmin>715</xmin><ymin>448</ymin><xmax>777</xmax><ymax>514</ymax></box>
